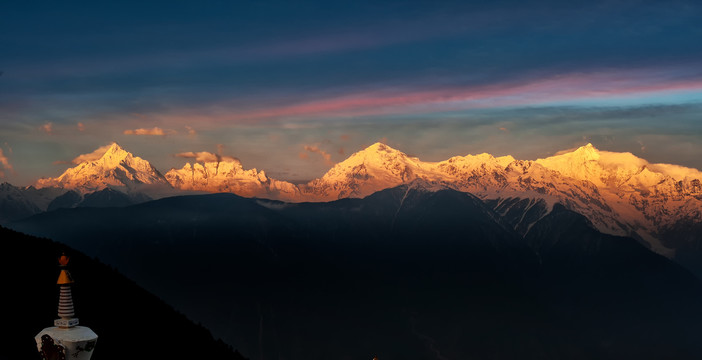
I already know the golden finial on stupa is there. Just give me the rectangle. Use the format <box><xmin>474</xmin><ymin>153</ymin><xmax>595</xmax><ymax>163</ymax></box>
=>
<box><xmin>58</xmin><ymin>254</ymin><xmax>70</xmax><ymax>266</ymax></box>
<box><xmin>57</xmin><ymin>253</ymin><xmax>74</xmax><ymax>285</ymax></box>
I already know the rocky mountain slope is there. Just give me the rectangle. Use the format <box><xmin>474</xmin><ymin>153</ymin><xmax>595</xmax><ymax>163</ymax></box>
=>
<box><xmin>0</xmin><ymin>183</ymin><xmax>67</xmax><ymax>222</ymax></box>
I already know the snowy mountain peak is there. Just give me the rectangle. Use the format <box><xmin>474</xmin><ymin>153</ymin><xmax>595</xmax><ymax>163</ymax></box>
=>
<box><xmin>366</xmin><ymin>142</ymin><xmax>397</xmax><ymax>152</ymax></box>
<box><xmin>533</xmin><ymin>144</ymin><xmax>696</xmax><ymax>190</ymax></box>
<box><xmin>345</xmin><ymin>142</ymin><xmax>412</xmax><ymax>162</ymax></box>
<box><xmin>19</xmin><ymin>141</ymin><xmax>702</xmax><ymax>261</ymax></box>
<box><xmin>327</xmin><ymin>143</ymin><xmax>417</xmax><ymax>177</ymax></box>
<box><xmin>574</xmin><ymin>143</ymin><xmax>600</xmax><ymax>160</ymax></box>
<box><xmin>35</xmin><ymin>143</ymin><xmax>168</xmax><ymax>193</ymax></box>
<box><xmin>100</xmin><ymin>142</ymin><xmax>129</xmax><ymax>161</ymax></box>
<box><xmin>164</xmin><ymin>152</ymin><xmax>299</xmax><ymax>199</ymax></box>
<box><xmin>105</xmin><ymin>141</ymin><xmax>126</xmax><ymax>153</ymax></box>
<box><xmin>81</xmin><ymin>142</ymin><xmax>139</xmax><ymax>169</ymax></box>
<box><xmin>299</xmin><ymin>143</ymin><xmax>425</xmax><ymax>200</ymax></box>
<box><xmin>537</xmin><ymin>144</ymin><xmax>600</xmax><ymax>168</ymax></box>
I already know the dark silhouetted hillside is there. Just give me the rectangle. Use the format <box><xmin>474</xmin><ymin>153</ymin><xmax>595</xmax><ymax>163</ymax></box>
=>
<box><xmin>11</xmin><ymin>186</ymin><xmax>702</xmax><ymax>359</ymax></box>
<box><xmin>1</xmin><ymin>226</ymin><xmax>246</xmax><ymax>360</ymax></box>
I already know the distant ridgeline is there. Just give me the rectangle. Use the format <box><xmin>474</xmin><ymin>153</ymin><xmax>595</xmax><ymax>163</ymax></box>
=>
<box><xmin>2</xmin><ymin>142</ymin><xmax>701</xmax><ymax>271</ymax></box>
<box><xmin>9</xmin><ymin>186</ymin><xmax>702</xmax><ymax>360</ymax></box>
<box><xmin>2</xmin><ymin>226</ymin><xmax>246</xmax><ymax>360</ymax></box>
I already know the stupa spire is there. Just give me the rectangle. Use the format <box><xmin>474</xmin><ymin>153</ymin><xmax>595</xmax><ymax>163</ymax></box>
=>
<box><xmin>55</xmin><ymin>253</ymin><xmax>78</xmax><ymax>327</ymax></box>
<box><xmin>36</xmin><ymin>253</ymin><xmax>98</xmax><ymax>360</ymax></box>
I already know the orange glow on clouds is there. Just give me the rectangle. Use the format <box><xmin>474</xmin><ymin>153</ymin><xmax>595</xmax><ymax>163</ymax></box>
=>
<box><xmin>0</xmin><ymin>148</ymin><xmax>13</xmax><ymax>178</ymax></box>
<box><xmin>123</xmin><ymin>127</ymin><xmax>177</xmax><ymax>136</ymax></box>
<box><xmin>40</xmin><ymin>122</ymin><xmax>54</xmax><ymax>134</ymax></box>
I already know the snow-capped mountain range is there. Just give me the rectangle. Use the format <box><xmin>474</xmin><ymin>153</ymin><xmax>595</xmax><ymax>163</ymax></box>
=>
<box><xmin>165</xmin><ymin>157</ymin><xmax>300</xmax><ymax>199</ymax></box>
<box><xmin>35</xmin><ymin>143</ymin><xmax>169</xmax><ymax>193</ymax></box>
<box><xmin>301</xmin><ymin>142</ymin><xmax>702</xmax><ymax>256</ymax></box>
<box><xmin>1</xmin><ymin>141</ymin><xmax>701</xmax><ymax>257</ymax></box>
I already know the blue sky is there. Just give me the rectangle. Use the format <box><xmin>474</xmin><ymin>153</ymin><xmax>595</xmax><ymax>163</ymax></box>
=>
<box><xmin>1</xmin><ymin>0</ymin><xmax>701</xmax><ymax>185</ymax></box>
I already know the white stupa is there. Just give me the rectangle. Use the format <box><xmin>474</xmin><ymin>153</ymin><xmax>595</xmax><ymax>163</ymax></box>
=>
<box><xmin>35</xmin><ymin>253</ymin><xmax>98</xmax><ymax>360</ymax></box>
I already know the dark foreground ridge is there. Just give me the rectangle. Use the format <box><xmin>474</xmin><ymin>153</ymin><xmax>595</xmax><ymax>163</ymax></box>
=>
<box><xmin>11</xmin><ymin>185</ymin><xmax>702</xmax><ymax>359</ymax></box>
<box><xmin>2</xmin><ymin>226</ymin><xmax>247</xmax><ymax>360</ymax></box>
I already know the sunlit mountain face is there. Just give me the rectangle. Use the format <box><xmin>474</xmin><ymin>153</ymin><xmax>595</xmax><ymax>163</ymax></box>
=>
<box><xmin>3</xmin><ymin>0</ymin><xmax>702</xmax><ymax>359</ymax></box>
<box><xmin>7</xmin><ymin>141</ymin><xmax>700</xmax><ymax>260</ymax></box>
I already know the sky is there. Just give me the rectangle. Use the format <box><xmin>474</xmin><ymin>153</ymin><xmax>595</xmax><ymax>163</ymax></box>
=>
<box><xmin>1</xmin><ymin>0</ymin><xmax>702</xmax><ymax>185</ymax></box>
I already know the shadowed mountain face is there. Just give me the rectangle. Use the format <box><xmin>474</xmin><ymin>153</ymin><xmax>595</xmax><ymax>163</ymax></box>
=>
<box><xmin>525</xmin><ymin>205</ymin><xmax>702</xmax><ymax>359</ymax></box>
<box><xmin>1</xmin><ymin>226</ymin><xmax>246</xmax><ymax>360</ymax></box>
<box><xmin>47</xmin><ymin>188</ymin><xmax>152</xmax><ymax>211</ymax></box>
<box><xmin>11</xmin><ymin>186</ymin><xmax>702</xmax><ymax>360</ymax></box>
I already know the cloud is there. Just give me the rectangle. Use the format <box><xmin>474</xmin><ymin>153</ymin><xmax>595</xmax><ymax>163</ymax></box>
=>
<box><xmin>40</xmin><ymin>122</ymin><xmax>53</xmax><ymax>134</ymax></box>
<box><xmin>185</xmin><ymin>126</ymin><xmax>197</xmax><ymax>135</ymax></box>
<box><xmin>70</xmin><ymin>144</ymin><xmax>113</xmax><ymax>164</ymax></box>
<box><xmin>123</xmin><ymin>127</ymin><xmax>176</xmax><ymax>136</ymax></box>
<box><xmin>302</xmin><ymin>145</ymin><xmax>332</xmax><ymax>165</ymax></box>
<box><xmin>298</xmin><ymin>152</ymin><xmax>309</xmax><ymax>160</ymax></box>
<box><xmin>52</xmin><ymin>144</ymin><xmax>112</xmax><ymax>165</ymax></box>
<box><xmin>637</xmin><ymin>140</ymin><xmax>646</xmax><ymax>153</ymax></box>
<box><xmin>175</xmin><ymin>151</ymin><xmax>240</xmax><ymax>164</ymax></box>
<box><xmin>0</xmin><ymin>148</ymin><xmax>13</xmax><ymax>178</ymax></box>
<box><xmin>499</xmin><ymin>127</ymin><xmax>509</xmax><ymax>132</ymax></box>
<box><xmin>77</xmin><ymin>122</ymin><xmax>85</xmax><ymax>132</ymax></box>
<box><xmin>161</xmin><ymin>66</ymin><xmax>702</xmax><ymax>124</ymax></box>
<box><xmin>3</xmin><ymin>143</ymin><xmax>12</xmax><ymax>154</ymax></box>
<box><xmin>553</xmin><ymin>147</ymin><xmax>581</xmax><ymax>156</ymax></box>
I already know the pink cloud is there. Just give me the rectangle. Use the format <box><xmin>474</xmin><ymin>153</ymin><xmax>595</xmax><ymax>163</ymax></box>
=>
<box><xmin>70</xmin><ymin>144</ymin><xmax>113</xmax><ymax>164</ymax></box>
<box><xmin>185</xmin><ymin>126</ymin><xmax>197</xmax><ymax>135</ymax></box>
<box><xmin>123</xmin><ymin>127</ymin><xmax>176</xmax><ymax>136</ymax></box>
<box><xmin>129</xmin><ymin>66</ymin><xmax>702</xmax><ymax>127</ymax></box>
<box><xmin>77</xmin><ymin>122</ymin><xmax>86</xmax><ymax>132</ymax></box>
<box><xmin>40</xmin><ymin>122</ymin><xmax>53</xmax><ymax>134</ymax></box>
<box><xmin>175</xmin><ymin>151</ymin><xmax>240</xmax><ymax>164</ymax></box>
<box><xmin>302</xmin><ymin>145</ymin><xmax>333</xmax><ymax>165</ymax></box>
<box><xmin>246</xmin><ymin>74</ymin><xmax>702</xmax><ymax>120</ymax></box>
<box><xmin>0</xmin><ymin>148</ymin><xmax>13</xmax><ymax>178</ymax></box>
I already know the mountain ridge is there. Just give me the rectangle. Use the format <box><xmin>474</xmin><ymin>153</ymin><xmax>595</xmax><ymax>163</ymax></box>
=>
<box><xmin>3</xmin><ymin>141</ymin><xmax>701</xmax><ymax>260</ymax></box>
<box><xmin>35</xmin><ymin>142</ymin><xmax>170</xmax><ymax>193</ymax></box>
